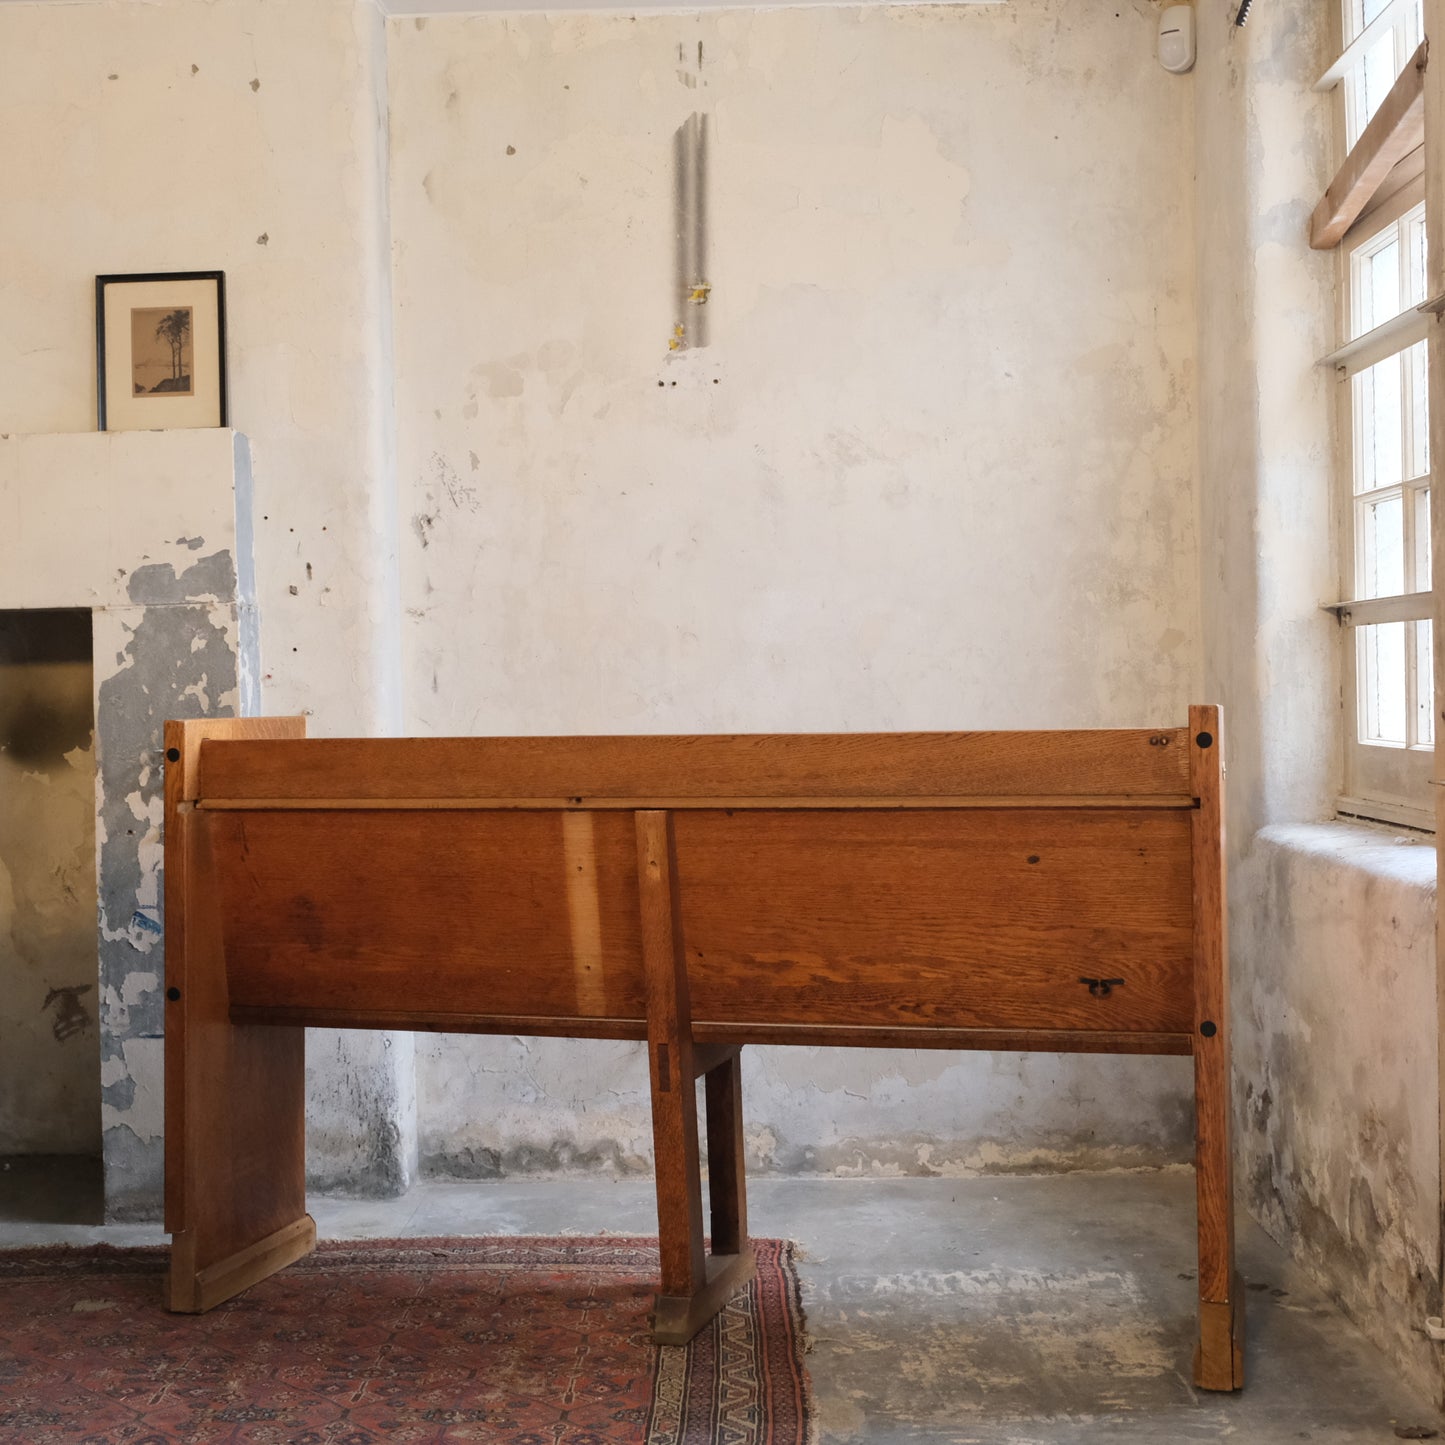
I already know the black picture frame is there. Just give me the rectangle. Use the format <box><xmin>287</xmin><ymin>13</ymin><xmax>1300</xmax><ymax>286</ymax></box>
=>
<box><xmin>96</xmin><ymin>270</ymin><xmax>228</xmax><ymax>431</ymax></box>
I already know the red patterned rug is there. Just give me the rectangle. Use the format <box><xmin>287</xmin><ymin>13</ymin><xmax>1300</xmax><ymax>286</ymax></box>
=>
<box><xmin>0</xmin><ymin>1236</ymin><xmax>812</xmax><ymax>1444</ymax></box>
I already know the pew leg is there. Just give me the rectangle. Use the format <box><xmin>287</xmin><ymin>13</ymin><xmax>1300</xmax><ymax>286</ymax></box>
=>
<box><xmin>165</xmin><ymin>723</ymin><xmax>313</xmax><ymax>1313</ymax></box>
<box><xmin>1189</xmin><ymin>705</ymin><xmax>1243</xmax><ymax>1390</ymax></box>
<box><xmin>1192</xmin><ymin>1032</ymin><xmax>1243</xmax><ymax>1389</ymax></box>
<box><xmin>704</xmin><ymin>1048</ymin><xmax>748</xmax><ymax>1258</ymax></box>
<box><xmin>646</xmin><ymin>1041</ymin><xmax>755</xmax><ymax>1346</ymax></box>
<box><xmin>636</xmin><ymin>810</ymin><xmax>755</xmax><ymax>1345</ymax></box>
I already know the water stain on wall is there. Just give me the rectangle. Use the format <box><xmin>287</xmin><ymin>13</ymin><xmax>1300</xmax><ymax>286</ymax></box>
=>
<box><xmin>0</xmin><ymin>608</ymin><xmax>100</xmax><ymax>1157</ymax></box>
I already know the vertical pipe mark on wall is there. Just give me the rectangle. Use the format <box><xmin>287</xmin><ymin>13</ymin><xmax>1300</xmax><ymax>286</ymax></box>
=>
<box><xmin>671</xmin><ymin>112</ymin><xmax>710</xmax><ymax>352</ymax></box>
<box><xmin>562</xmin><ymin>811</ymin><xmax>607</xmax><ymax>1015</ymax></box>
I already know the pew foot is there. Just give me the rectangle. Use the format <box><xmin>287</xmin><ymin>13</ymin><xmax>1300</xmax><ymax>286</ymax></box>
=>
<box><xmin>651</xmin><ymin>1246</ymin><xmax>757</xmax><ymax>1346</ymax></box>
<box><xmin>168</xmin><ymin>1213</ymin><xmax>316</xmax><ymax>1313</ymax></box>
<box><xmin>1192</xmin><ymin>1273</ymin><xmax>1245</xmax><ymax>1391</ymax></box>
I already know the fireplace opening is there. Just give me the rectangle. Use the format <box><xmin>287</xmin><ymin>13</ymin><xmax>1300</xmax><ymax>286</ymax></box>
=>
<box><xmin>0</xmin><ymin>608</ymin><xmax>102</xmax><ymax>1223</ymax></box>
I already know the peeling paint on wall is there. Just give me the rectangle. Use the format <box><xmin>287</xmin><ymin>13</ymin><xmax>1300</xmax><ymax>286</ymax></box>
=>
<box><xmin>94</xmin><ymin>594</ymin><xmax>246</xmax><ymax>1218</ymax></box>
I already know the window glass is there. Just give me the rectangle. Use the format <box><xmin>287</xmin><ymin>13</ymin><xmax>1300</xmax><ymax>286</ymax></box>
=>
<box><xmin>1361</xmin><ymin>493</ymin><xmax>1405</xmax><ymax>598</ymax></box>
<box><xmin>1356</xmin><ymin>355</ymin><xmax>1404</xmax><ymax>492</ymax></box>
<box><xmin>1360</xmin><ymin>34</ymin><xmax>1398</xmax><ymax>130</ymax></box>
<box><xmin>1361</xmin><ymin>622</ymin><xmax>1409</xmax><ymax>744</ymax></box>
<box><xmin>1417</xmin><ymin>621</ymin><xmax>1435</xmax><ymax>747</ymax></box>
<box><xmin>1356</xmin><ymin>235</ymin><xmax>1400</xmax><ymax>334</ymax></box>
<box><xmin>1414</xmin><ymin>488</ymin><xmax>1431</xmax><ymax>588</ymax></box>
<box><xmin>1407</xmin><ymin>212</ymin><xmax>1428</xmax><ymax>306</ymax></box>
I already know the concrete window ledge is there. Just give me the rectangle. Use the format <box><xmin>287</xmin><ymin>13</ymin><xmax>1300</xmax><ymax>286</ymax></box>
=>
<box><xmin>1255</xmin><ymin>818</ymin><xmax>1436</xmax><ymax>895</ymax></box>
<box><xmin>1239</xmin><ymin>818</ymin><xmax>1437</xmax><ymax>1403</ymax></box>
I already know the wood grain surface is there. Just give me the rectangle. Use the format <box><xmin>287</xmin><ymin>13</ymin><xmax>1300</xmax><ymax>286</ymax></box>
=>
<box><xmin>675</xmin><ymin>808</ymin><xmax>1194</xmax><ymax>1033</ymax></box>
<box><xmin>164</xmin><ymin>718</ymin><xmax>310</xmax><ymax>1309</ymax></box>
<box><xmin>1189</xmin><ymin>703</ymin><xmax>1239</xmax><ymax>1387</ymax></box>
<box><xmin>214</xmin><ymin>808</ymin><xmax>645</xmax><ymax>1021</ymax></box>
<box><xmin>196</xmin><ymin>728</ymin><xmax>1192</xmax><ymax>804</ymax></box>
<box><xmin>168</xmin><ymin>715</ymin><xmax>306</xmax><ymax>805</ymax></box>
<box><xmin>222</xmin><ymin>1007</ymin><xmax>1193</xmax><ymax>1056</ymax></box>
<box><xmin>211</xmin><ymin>805</ymin><xmax>1192</xmax><ymax>1035</ymax></box>
<box><xmin>636</xmin><ymin>811</ymin><xmax>707</xmax><ymax>1300</ymax></box>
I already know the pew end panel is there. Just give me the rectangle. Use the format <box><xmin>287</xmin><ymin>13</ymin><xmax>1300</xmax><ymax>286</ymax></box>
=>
<box><xmin>163</xmin><ymin>716</ymin><xmax>314</xmax><ymax>1313</ymax></box>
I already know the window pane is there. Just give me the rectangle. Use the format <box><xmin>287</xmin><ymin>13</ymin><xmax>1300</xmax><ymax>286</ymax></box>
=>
<box><xmin>1408</xmin><ymin>338</ymin><xmax>1430</xmax><ymax>479</ymax></box>
<box><xmin>1415</xmin><ymin>488</ymin><xmax>1432</xmax><ymax>589</ymax></box>
<box><xmin>1356</xmin><ymin>236</ymin><xmax>1401</xmax><ymax>334</ymax></box>
<box><xmin>1363</xmin><ymin>0</ymin><xmax>1392</xmax><ymax>24</ymax></box>
<box><xmin>1416</xmin><ymin>619</ymin><xmax>1434</xmax><ymax>747</ymax></box>
<box><xmin>1406</xmin><ymin>210</ymin><xmax>1428</xmax><ymax>308</ymax></box>
<box><xmin>1404</xmin><ymin>0</ymin><xmax>1425</xmax><ymax>52</ymax></box>
<box><xmin>1361</xmin><ymin>621</ymin><xmax>1408</xmax><ymax>744</ymax></box>
<box><xmin>1361</xmin><ymin>32</ymin><xmax>1399</xmax><ymax>131</ymax></box>
<box><xmin>1356</xmin><ymin>354</ymin><xmax>1404</xmax><ymax>491</ymax></box>
<box><xmin>1361</xmin><ymin>492</ymin><xmax>1405</xmax><ymax>596</ymax></box>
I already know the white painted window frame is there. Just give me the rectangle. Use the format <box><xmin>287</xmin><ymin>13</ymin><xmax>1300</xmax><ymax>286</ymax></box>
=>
<box><xmin>1333</xmin><ymin>0</ymin><xmax>1425</xmax><ymax>147</ymax></box>
<box><xmin>1332</xmin><ymin>178</ymin><xmax>1435</xmax><ymax>830</ymax></box>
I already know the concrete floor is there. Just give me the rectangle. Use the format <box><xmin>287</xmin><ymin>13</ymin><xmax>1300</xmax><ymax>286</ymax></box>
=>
<box><xmin>1</xmin><ymin>1161</ymin><xmax>1440</xmax><ymax>1443</ymax></box>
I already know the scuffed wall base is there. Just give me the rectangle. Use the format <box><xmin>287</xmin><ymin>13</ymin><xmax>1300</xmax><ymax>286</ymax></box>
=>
<box><xmin>1234</xmin><ymin>824</ymin><xmax>1440</xmax><ymax>1404</ymax></box>
<box><xmin>415</xmin><ymin>1036</ymin><xmax>1196</xmax><ymax>1184</ymax></box>
<box><xmin>304</xmin><ymin>1029</ymin><xmax>419</xmax><ymax>1200</ymax></box>
<box><xmin>101</xmin><ymin>1127</ymin><xmax>165</xmax><ymax>1223</ymax></box>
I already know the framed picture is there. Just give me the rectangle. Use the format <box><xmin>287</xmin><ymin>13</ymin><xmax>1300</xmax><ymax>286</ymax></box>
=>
<box><xmin>96</xmin><ymin>271</ymin><xmax>227</xmax><ymax>431</ymax></box>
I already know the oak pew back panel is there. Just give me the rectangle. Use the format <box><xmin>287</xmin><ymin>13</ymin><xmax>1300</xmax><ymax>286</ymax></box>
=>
<box><xmin>214</xmin><ymin>804</ymin><xmax>1194</xmax><ymax>1038</ymax></box>
<box><xmin>674</xmin><ymin>807</ymin><xmax>1193</xmax><ymax>1034</ymax></box>
<box><xmin>212</xmin><ymin>808</ymin><xmax>645</xmax><ymax>1024</ymax></box>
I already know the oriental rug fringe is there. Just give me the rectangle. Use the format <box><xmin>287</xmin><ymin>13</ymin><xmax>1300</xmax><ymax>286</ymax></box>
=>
<box><xmin>0</xmin><ymin>1235</ymin><xmax>812</xmax><ymax>1445</ymax></box>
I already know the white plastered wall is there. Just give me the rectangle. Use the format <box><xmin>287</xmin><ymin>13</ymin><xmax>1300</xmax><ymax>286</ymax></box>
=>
<box><xmin>388</xmin><ymin>1</ymin><xmax>1204</xmax><ymax>1179</ymax></box>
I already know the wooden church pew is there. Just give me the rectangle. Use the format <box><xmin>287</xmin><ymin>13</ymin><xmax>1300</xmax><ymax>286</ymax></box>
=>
<box><xmin>162</xmin><ymin>707</ymin><xmax>1242</xmax><ymax>1390</ymax></box>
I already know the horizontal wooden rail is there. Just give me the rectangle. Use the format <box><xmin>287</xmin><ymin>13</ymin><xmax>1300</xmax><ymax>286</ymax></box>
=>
<box><xmin>191</xmin><ymin>729</ymin><xmax>1195</xmax><ymax>806</ymax></box>
<box><xmin>226</xmin><ymin>1005</ymin><xmax>1192</xmax><ymax>1056</ymax></box>
<box><xmin>198</xmin><ymin>793</ymin><xmax>1199</xmax><ymax>812</ymax></box>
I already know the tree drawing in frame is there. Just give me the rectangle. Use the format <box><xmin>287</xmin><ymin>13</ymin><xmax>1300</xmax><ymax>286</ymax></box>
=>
<box><xmin>131</xmin><ymin>306</ymin><xmax>193</xmax><ymax>396</ymax></box>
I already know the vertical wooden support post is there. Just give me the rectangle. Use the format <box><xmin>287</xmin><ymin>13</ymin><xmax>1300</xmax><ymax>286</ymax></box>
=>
<box><xmin>636</xmin><ymin>808</ymin><xmax>707</xmax><ymax>1308</ymax></box>
<box><xmin>165</xmin><ymin>717</ymin><xmax>314</xmax><ymax>1312</ymax></box>
<box><xmin>1189</xmin><ymin>704</ymin><xmax>1244</xmax><ymax>1390</ymax></box>
<box><xmin>636</xmin><ymin>810</ymin><xmax>755</xmax><ymax>1345</ymax></box>
<box><xmin>704</xmin><ymin>1048</ymin><xmax>748</xmax><ymax>1258</ymax></box>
